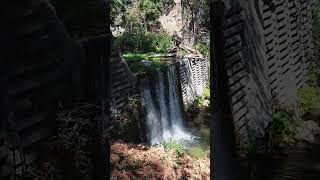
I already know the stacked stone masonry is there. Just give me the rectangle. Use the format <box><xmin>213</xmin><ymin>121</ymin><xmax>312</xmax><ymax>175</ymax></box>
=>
<box><xmin>220</xmin><ymin>0</ymin><xmax>313</xmax><ymax>140</ymax></box>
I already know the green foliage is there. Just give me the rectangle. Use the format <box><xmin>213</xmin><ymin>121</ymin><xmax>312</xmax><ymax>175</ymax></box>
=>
<box><xmin>269</xmin><ymin>110</ymin><xmax>296</xmax><ymax>150</ymax></box>
<box><xmin>151</xmin><ymin>31</ymin><xmax>172</xmax><ymax>52</ymax></box>
<box><xmin>111</xmin><ymin>0</ymin><xmax>124</xmax><ymax>25</ymax></box>
<box><xmin>116</xmin><ymin>30</ymin><xmax>171</xmax><ymax>53</ymax></box>
<box><xmin>118</xmin><ymin>0</ymin><xmax>174</xmax><ymax>31</ymax></box>
<box><xmin>194</xmin><ymin>40</ymin><xmax>209</xmax><ymax>58</ymax></box>
<box><xmin>122</xmin><ymin>52</ymin><xmax>171</xmax><ymax>72</ymax></box>
<box><xmin>139</xmin><ymin>0</ymin><xmax>160</xmax><ymax>21</ymax></box>
<box><xmin>203</xmin><ymin>83</ymin><xmax>210</xmax><ymax>99</ymax></box>
<box><xmin>193</xmin><ymin>96</ymin><xmax>203</xmax><ymax>109</ymax></box>
<box><xmin>188</xmin><ymin>146</ymin><xmax>206</xmax><ymax>159</ymax></box>
<box><xmin>162</xmin><ymin>139</ymin><xmax>185</xmax><ymax>157</ymax></box>
<box><xmin>298</xmin><ymin>85</ymin><xmax>320</xmax><ymax>113</ymax></box>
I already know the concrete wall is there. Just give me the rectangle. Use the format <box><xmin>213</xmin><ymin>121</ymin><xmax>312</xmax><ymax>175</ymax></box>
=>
<box><xmin>179</xmin><ymin>57</ymin><xmax>209</xmax><ymax>108</ymax></box>
<box><xmin>219</xmin><ymin>0</ymin><xmax>313</xmax><ymax>141</ymax></box>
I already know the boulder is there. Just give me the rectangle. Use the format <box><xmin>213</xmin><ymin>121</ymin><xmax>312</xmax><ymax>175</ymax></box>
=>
<box><xmin>141</xmin><ymin>60</ymin><xmax>151</xmax><ymax>67</ymax></box>
<box><xmin>295</xmin><ymin>120</ymin><xmax>320</xmax><ymax>143</ymax></box>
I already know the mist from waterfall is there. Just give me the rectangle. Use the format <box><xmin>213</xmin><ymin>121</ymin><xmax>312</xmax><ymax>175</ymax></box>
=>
<box><xmin>140</xmin><ymin>64</ymin><xmax>193</xmax><ymax>145</ymax></box>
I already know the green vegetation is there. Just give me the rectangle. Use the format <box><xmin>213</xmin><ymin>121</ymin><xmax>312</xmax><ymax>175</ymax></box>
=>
<box><xmin>203</xmin><ymin>83</ymin><xmax>210</xmax><ymax>98</ymax></box>
<box><xmin>296</xmin><ymin>3</ymin><xmax>320</xmax><ymax>114</ymax></box>
<box><xmin>162</xmin><ymin>139</ymin><xmax>185</xmax><ymax>157</ymax></box>
<box><xmin>269</xmin><ymin>110</ymin><xmax>297</xmax><ymax>151</ymax></box>
<box><xmin>111</xmin><ymin>0</ymin><xmax>174</xmax><ymax>28</ymax></box>
<box><xmin>298</xmin><ymin>86</ymin><xmax>320</xmax><ymax>113</ymax></box>
<box><xmin>187</xmin><ymin>146</ymin><xmax>208</xmax><ymax>159</ymax></box>
<box><xmin>116</xmin><ymin>30</ymin><xmax>171</xmax><ymax>53</ymax></box>
<box><xmin>111</xmin><ymin>96</ymin><xmax>143</xmax><ymax>142</ymax></box>
<box><xmin>194</xmin><ymin>40</ymin><xmax>209</xmax><ymax>58</ymax></box>
<box><xmin>188</xmin><ymin>83</ymin><xmax>210</xmax><ymax>112</ymax></box>
<box><xmin>161</xmin><ymin>139</ymin><xmax>186</xmax><ymax>168</ymax></box>
<box><xmin>111</xmin><ymin>0</ymin><xmax>175</xmax><ymax>74</ymax></box>
<box><xmin>123</xmin><ymin>53</ymin><xmax>172</xmax><ymax>73</ymax></box>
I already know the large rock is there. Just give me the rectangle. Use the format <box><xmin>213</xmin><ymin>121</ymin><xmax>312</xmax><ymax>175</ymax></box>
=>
<box><xmin>295</xmin><ymin>120</ymin><xmax>320</xmax><ymax>143</ymax></box>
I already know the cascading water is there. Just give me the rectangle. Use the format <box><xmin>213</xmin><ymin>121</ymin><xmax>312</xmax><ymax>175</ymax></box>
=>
<box><xmin>140</xmin><ymin>78</ymin><xmax>162</xmax><ymax>144</ymax></box>
<box><xmin>156</xmin><ymin>69</ymin><xmax>172</xmax><ymax>141</ymax></box>
<box><xmin>140</xmin><ymin>64</ymin><xmax>193</xmax><ymax>145</ymax></box>
<box><xmin>166</xmin><ymin>65</ymin><xmax>192</xmax><ymax>141</ymax></box>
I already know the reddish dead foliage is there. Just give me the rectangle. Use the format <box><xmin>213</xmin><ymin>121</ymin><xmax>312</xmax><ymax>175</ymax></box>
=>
<box><xmin>111</xmin><ymin>140</ymin><xmax>209</xmax><ymax>180</ymax></box>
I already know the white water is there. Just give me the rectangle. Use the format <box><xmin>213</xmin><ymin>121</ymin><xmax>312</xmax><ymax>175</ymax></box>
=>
<box><xmin>140</xmin><ymin>78</ymin><xmax>162</xmax><ymax>144</ymax></box>
<box><xmin>156</xmin><ymin>69</ymin><xmax>172</xmax><ymax>141</ymax></box>
<box><xmin>140</xmin><ymin>65</ymin><xmax>194</xmax><ymax>145</ymax></box>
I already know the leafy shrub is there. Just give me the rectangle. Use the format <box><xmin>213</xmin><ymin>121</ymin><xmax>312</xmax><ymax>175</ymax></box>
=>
<box><xmin>298</xmin><ymin>85</ymin><xmax>320</xmax><ymax>113</ymax></box>
<box><xmin>151</xmin><ymin>31</ymin><xmax>172</xmax><ymax>52</ymax></box>
<box><xmin>193</xmin><ymin>96</ymin><xmax>203</xmax><ymax>109</ymax></box>
<box><xmin>203</xmin><ymin>83</ymin><xmax>210</xmax><ymax>99</ymax></box>
<box><xmin>116</xmin><ymin>30</ymin><xmax>171</xmax><ymax>53</ymax></box>
<box><xmin>194</xmin><ymin>39</ymin><xmax>209</xmax><ymax>58</ymax></box>
<box><xmin>268</xmin><ymin>110</ymin><xmax>296</xmax><ymax>151</ymax></box>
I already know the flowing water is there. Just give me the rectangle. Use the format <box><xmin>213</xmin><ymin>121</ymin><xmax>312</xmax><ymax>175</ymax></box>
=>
<box><xmin>140</xmin><ymin>64</ymin><xmax>194</xmax><ymax>145</ymax></box>
<box><xmin>140</xmin><ymin>78</ymin><xmax>162</xmax><ymax>144</ymax></box>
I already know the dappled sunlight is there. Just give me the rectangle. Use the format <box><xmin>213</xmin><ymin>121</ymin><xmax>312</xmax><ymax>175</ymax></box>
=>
<box><xmin>111</xmin><ymin>141</ymin><xmax>209</xmax><ymax>180</ymax></box>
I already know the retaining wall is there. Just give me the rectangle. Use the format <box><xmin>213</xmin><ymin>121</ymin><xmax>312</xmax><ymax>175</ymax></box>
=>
<box><xmin>179</xmin><ymin>57</ymin><xmax>210</xmax><ymax>108</ymax></box>
<box><xmin>218</xmin><ymin>0</ymin><xmax>313</xmax><ymax>140</ymax></box>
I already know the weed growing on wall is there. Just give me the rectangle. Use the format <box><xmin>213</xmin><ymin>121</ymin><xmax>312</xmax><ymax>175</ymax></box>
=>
<box><xmin>298</xmin><ymin>85</ymin><xmax>320</xmax><ymax>113</ymax></box>
<box><xmin>268</xmin><ymin>110</ymin><xmax>297</xmax><ymax>152</ymax></box>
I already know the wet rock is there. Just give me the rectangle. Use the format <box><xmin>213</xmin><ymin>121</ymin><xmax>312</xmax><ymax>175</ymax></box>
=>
<box><xmin>202</xmin><ymin>100</ymin><xmax>210</xmax><ymax>107</ymax></box>
<box><xmin>295</xmin><ymin>120</ymin><xmax>320</xmax><ymax>143</ymax></box>
<box><xmin>141</xmin><ymin>60</ymin><xmax>151</xmax><ymax>67</ymax></box>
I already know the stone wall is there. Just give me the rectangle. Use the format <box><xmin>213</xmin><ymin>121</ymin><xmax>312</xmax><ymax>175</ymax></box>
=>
<box><xmin>0</xmin><ymin>1</ymin><xmax>111</xmax><ymax>178</ymax></box>
<box><xmin>110</xmin><ymin>43</ymin><xmax>136</xmax><ymax>116</ymax></box>
<box><xmin>0</xmin><ymin>1</ymin><xmax>85</xmax><ymax>178</ymax></box>
<box><xmin>179</xmin><ymin>57</ymin><xmax>209</xmax><ymax>108</ymax></box>
<box><xmin>217</xmin><ymin>0</ymin><xmax>313</xmax><ymax>141</ymax></box>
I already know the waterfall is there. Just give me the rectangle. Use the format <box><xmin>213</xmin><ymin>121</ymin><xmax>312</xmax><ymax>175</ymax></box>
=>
<box><xmin>140</xmin><ymin>64</ymin><xmax>193</xmax><ymax>145</ymax></box>
<box><xmin>140</xmin><ymin>78</ymin><xmax>162</xmax><ymax>144</ymax></box>
<box><xmin>156</xmin><ymin>69</ymin><xmax>172</xmax><ymax>141</ymax></box>
<box><xmin>167</xmin><ymin>65</ymin><xmax>192</xmax><ymax>141</ymax></box>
